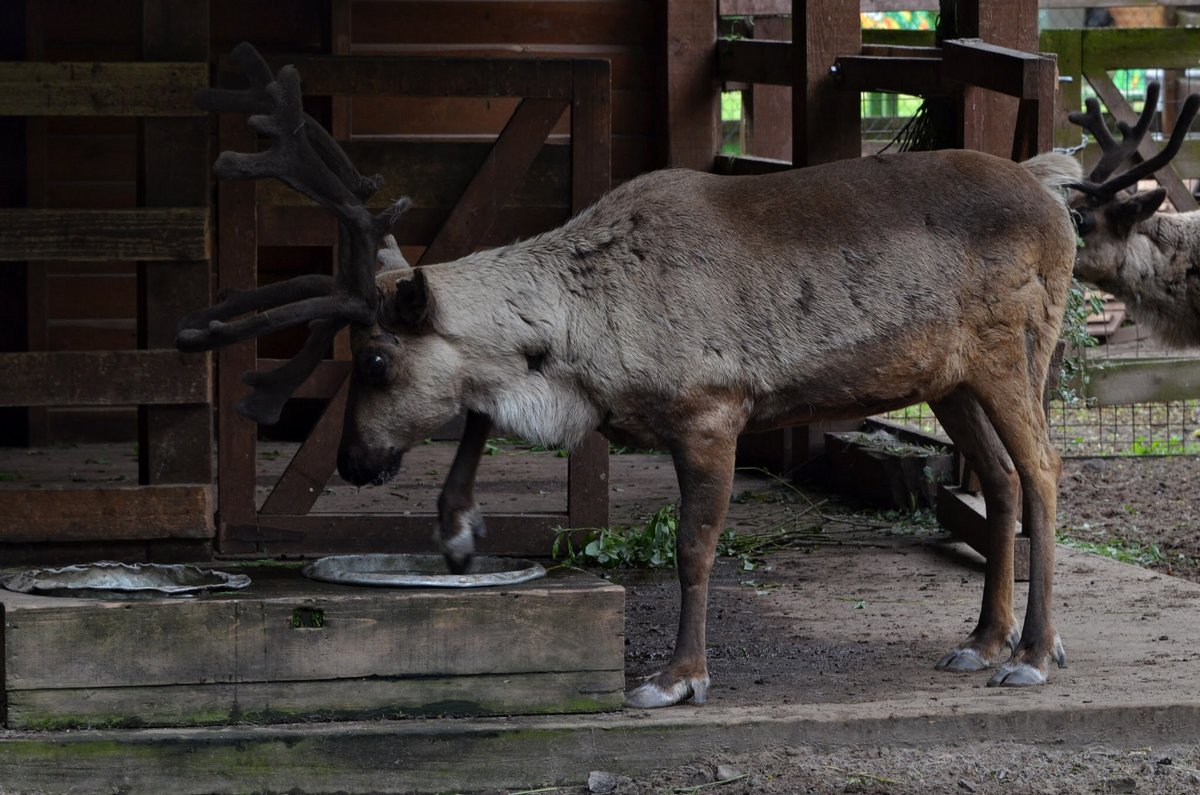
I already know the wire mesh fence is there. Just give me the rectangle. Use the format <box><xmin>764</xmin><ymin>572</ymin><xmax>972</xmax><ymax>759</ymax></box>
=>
<box><xmin>882</xmin><ymin>400</ymin><xmax>1200</xmax><ymax>458</ymax></box>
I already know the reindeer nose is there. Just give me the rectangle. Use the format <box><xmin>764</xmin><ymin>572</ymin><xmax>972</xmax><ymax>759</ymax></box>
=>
<box><xmin>337</xmin><ymin>443</ymin><xmax>404</xmax><ymax>486</ymax></box>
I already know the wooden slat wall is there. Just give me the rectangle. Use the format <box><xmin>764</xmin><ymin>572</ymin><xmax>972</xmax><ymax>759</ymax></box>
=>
<box><xmin>347</xmin><ymin>0</ymin><xmax>658</xmax><ymax>183</ymax></box>
<box><xmin>3</xmin><ymin>0</ymin><xmax>216</xmax><ymax>556</ymax></box>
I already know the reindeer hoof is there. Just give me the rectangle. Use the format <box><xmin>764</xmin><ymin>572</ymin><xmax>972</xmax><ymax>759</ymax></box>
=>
<box><xmin>987</xmin><ymin>662</ymin><xmax>1047</xmax><ymax>687</ymax></box>
<box><xmin>987</xmin><ymin>638</ymin><xmax>1065</xmax><ymax>687</ymax></box>
<box><xmin>935</xmin><ymin>648</ymin><xmax>990</xmax><ymax>672</ymax></box>
<box><xmin>624</xmin><ymin>674</ymin><xmax>709</xmax><ymax>708</ymax></box>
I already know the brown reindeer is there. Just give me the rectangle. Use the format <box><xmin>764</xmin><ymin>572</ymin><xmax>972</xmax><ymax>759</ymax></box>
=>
<box><xmin>1070</xmin><ymin>82</ymin><xmax>1200</xmax><ymax>346</ymax></box>
<box><xmin>181</xmin><ymin>44</ymin><xmax>1081</xmax><ymax>708</ymax></box>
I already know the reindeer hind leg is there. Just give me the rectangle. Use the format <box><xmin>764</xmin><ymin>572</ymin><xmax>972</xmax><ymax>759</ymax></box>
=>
<box><xmin>929</xmin><ymin>388</ymin><xmax>1022</xmax><ymax>672</ymax></box>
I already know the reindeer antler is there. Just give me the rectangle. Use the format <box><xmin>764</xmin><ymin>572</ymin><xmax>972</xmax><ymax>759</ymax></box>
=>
<box><xmin>177</xmin><ymin>43</ymin><xmax>410</xmax><ymax>424</ymax></box>
<box><xmin>1069</xmin><ymin>81</ymin><xmax>1200</xmax><ymax>205</ymax></box>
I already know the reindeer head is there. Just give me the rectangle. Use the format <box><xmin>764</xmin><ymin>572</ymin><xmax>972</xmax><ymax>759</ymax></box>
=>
<box><xmin>178</xmin><ymin>43</ymin><xmax>465</xmax><ymax>487</ymax></box>
<box><xmin>1068</xmin><ymin>82</ymin><xmax>1200</xmax><ymax>288</ymax></box>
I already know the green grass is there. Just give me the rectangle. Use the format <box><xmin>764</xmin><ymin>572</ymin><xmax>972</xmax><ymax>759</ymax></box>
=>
<box><xmin>1057</xmin><ymin>533</ymin><xmax>1166</xmax><ymax>567</ymax></box>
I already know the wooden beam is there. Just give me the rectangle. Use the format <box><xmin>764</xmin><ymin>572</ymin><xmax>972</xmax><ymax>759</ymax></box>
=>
<box><xmin>663</xmin><ymin>0</ymin><xmax>720</xmax><ymax>170</ymax></box>
<box><xmin>0</xmin><ymin>208</ymin><xmax>209</xmax><ymax>261</ymax></box>
<box><xmin>0</xmin><ymin>350</ymin><xmax>209</xmax><ymax>407</ymax></box>
<box><xmin>227</xmin><ymin>56</ymin><xmax>578</xmax><ymax>100</ymax></box>
<box><xmin>0</xmin><ymin>62</ymin><xmax>207</xmax><ymax>116</ymax></box>
<box><xmin>942</xmin><ymin>39</ymin><xmax>1044</xmax><ymax>100</ymax></box>
<box><xmin>938</xmin><ymin>485</ymin><xmax>1030</xmax><ymax>582</ymax></box>
<box><xmin>258</xmin><ymin>378</ymin><xmax>349</xmax><ymax>517</ymax></box>
<box><xmin>1084</xmin><ymin>359</ymin><xmax>1200</xmax><ymax>406</ymax></box>
<box><xmin>793</xmin><ymin>0</ymin><xmax>860</xmax><ymax>167</ymax></box>
<box><xmin>0</xmin><ymin>485</ymin><xmax>212</xmax><ymax>542</ymax></box>
<box><xmin>718</xmin><ymin>38</ymin><xmax>792</xmax><ymax>86</ymax></box>
<box><xmin>833</xmin><ymin>54</ymin><xmax>947</xmax><ymax>96</ymax></box>
<box><xmin>138</xmin><ymin>0</ymin><xmax>212</xmax><ymax>488</ymax></box>
<box><xmin>1081</xmin><ymin>28</ymin><xmax>1200</xmax><ymax>73</ymax></box>
<box><xmin>420</xmin><ymin>98</ymin><xmax>567</xmax><ymax>265</ymax></box>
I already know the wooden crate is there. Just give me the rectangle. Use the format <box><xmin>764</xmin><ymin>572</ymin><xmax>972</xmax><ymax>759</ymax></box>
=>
<box><xmin>1</xmin><ymin>566</ymin><xmax>624</xmax><ymax>729</ymax></box>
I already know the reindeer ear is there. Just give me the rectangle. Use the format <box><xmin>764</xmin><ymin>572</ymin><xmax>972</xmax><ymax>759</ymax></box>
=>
<box><xmin>377</xmin><ymin>234</ymin><xmax>412</xmax><ymax>273</ymax></box>
<box><xmin>1106</xmin><ymin>188</ymin><xmax>1166</xmax><ymax>235</ymax></box>
<box><xmin>389</xmin><ymin>267</ymin><xmax>430</xmax><ymax>328</ymax></box>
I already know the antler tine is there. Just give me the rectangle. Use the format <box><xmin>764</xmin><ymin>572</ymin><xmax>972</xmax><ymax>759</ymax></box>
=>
<box><xmin>1068</xmin><ymin>81</ymin><xmax>1160</xmax><ymax>185</ymax></box>
<box><xmin>178</xmin><ymin>42</ymin><xmax>413</xmax><ymax>424</ymax></box>
<box><xmin>1071</xmin><ymin>87</ymin><xmax>1200</xmax><ymax>205</ymax></box>
<box><xmin>237</xmin><ymin>320</ymin><xmax>341</xmax><ymax>425</ymax></box>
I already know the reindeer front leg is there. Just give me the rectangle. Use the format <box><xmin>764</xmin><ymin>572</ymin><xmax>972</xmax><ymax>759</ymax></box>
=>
<box><xmin>626</xmin><ymin>423</ymin><xmax>738</xmax><ymax>708</ymax></box>
<box><xmin>437</xmin><ymin>410</ymin><xmax>491</xmax><ymax>573</ymax></box>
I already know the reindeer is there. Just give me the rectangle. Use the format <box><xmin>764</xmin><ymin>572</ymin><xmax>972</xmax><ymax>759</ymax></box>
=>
<box><xmin>1069</xmin><ymin>82</ymin><xmax>1200</xmax><ymax>346</ymax></box>
<box><xmin>180</xmin><ymin>44</ymin><xmax>1081</xmax><ymax>708</ymax></box>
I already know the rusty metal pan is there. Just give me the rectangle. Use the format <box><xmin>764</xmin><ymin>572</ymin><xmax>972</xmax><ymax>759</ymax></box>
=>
<box><xmin>301</xmin><ymin>553</ymin><xmax>546</xmax><ymax>588</ymax></box>
<box><xmin>0</xmin><ymin>562</ymin><xmax>252</xmax><ymax>598</ymax></box>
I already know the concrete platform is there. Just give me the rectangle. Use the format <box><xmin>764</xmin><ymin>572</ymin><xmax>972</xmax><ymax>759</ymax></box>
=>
<box><xmin>3</xmin><ymin>528</ymin><xmax>1199</xmax><ymax>794</ymax></box>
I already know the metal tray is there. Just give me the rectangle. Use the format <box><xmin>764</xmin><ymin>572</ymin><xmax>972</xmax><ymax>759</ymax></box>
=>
<box><xmin>301</xmin><ymin>553</ymin><xmax>546</xmax><ymax>588</ymax></box>
<box><xmin>0</xmin><ymin>562</ymin><xmax>253</xmax><ymax>599</ymax></box>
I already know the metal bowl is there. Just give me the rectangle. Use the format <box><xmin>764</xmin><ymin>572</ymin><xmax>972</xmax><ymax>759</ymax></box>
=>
<box><xmin>301</xmin><ymin>553</ymin><xmax>546</xmax><ymax>588</ymax></box>
<box><xmin>0</xmin><ymin>562</ymin><xmax>252</xmax><ymax>599</ymax></box>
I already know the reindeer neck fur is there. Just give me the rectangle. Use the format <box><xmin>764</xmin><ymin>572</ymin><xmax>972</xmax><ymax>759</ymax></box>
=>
<box><xmin>1110</xmin><ymin>211</ymin><xmax>1200</xmax><ymax>347</ymax></box>
<box><xmin>421</xmin><ymin>230</ymin><xmax>610</xmax><ymax>450</ymax></box>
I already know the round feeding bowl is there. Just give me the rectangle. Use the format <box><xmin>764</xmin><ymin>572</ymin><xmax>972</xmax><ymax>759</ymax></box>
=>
<box><xmin>0</xmin><ymin>562</ymin><xmax>252</xmax><ymax>599</ymax></box>
<box><xmin>301</xmin><ymin>553</ymin><xmax>546</xmax><ymax>588</ymax></box>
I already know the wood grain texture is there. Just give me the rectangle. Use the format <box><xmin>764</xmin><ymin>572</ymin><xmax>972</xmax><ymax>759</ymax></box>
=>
<box><xmin>2</xmin><ymin>569</ymin><xmax>624</xmax><ymax>690</ymax></box>
<box><xmin>0</xmin><ymin>62</ymin><xmax>207</xmax><ymax>116</ymax></box>
<box><xmin>5</xmin><ymin>669</ymin><xmax>624</xmax><ymax>728</ymax></box>
<box><xmin>0</xmin><ymin>208</ymin><xmax>209</xmax><ymax>261</ymax></box>
<box><xmin>0</xmin><ymin>484</ymin><xmax>213</xmax><ymax>542</ymax></box>
<box><xmin>0</xmin><ymin>350</ymin><xmax>208</xmax><ymax>406</ymax></box>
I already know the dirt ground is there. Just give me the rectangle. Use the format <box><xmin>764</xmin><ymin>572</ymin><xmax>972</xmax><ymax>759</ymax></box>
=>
<box><xmin>3</xmin><ymin>445</ymin><xmax>1199</xmax><ymax>794</ymax></box>
<box><xmin>508</xmin><ymin>454</ymin><xmax>1200</xmax><ymax>795</ymax></box>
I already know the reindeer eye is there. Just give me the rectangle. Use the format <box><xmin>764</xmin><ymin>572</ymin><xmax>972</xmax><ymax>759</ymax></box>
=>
<box><xmin>357</xmin><ymin>350</ymin><xmax>390</xmax><ymax>387</ymax></box>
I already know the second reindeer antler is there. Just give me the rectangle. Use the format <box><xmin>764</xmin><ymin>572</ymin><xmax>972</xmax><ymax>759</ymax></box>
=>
<box><xmin>177</xmin><ymin>42</ymin><xmax>410</xmax><ymax>424</ymax></box>
<box><xmin>1069</xmin><ymin>80</ymin><xmax>1200</xmax><ymax>205</ymax></box>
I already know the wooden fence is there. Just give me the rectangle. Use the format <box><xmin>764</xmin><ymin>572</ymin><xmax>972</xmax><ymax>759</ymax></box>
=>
<box><xmin>214</xmin><ymin>55</ymin><xmax>612</xmax><ymax>556</ymax></box>
<box><xmin>0</xmin><ymin>1</ymin><xmax>214</xmax><ymax>555</ymax></box>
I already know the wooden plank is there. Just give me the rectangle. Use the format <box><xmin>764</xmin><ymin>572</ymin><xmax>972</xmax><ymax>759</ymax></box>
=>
<box><xmin>259</xmin><ymin>205</ymin><xmax>571</xmax><ymax>249</ymax></box>
<box><xmin>793</xmin><ymin>0</ymin><xmax>860</xmax><ymax>167</ymax></box>
<box><xmin>421</xmin><ymin>98</ymin><xmax>568</xmax><ymax>265</ymax></box>
<box><xmin>230</xmin><ymin>56</ymin><xmax>578</xmax><ymax>100</ymax></box>
<box><xmin>5</xmin><ymin>670</ymin><xmax>624</xmax><ymax>729</ymax></box>
<box><xmin>259</xmin><ymin>378</ymin><xmax>349</xmax><ymax>517</ymax></box>
<box><xmin>0</xmin><ymin>208</ymin><xmax>209</xmax><ymax>261</ymax></box>
<box><xmin>832</xmin><ymin>54</ymin><xmax>948</xmax><ymax>96</ymax></box>
<box><xmin>2</xmin><ymin>570</ymin><xmax>624</xmax><ymax>690</ymax></box>
<box><xmin>350</xmin><ymin>1</ymin><xmax>654</xmax><ymax>47</ymax></box>
<box><xmin>937</xmin><ymin>484</ymin><xmax>1030</xmax><ymax>582</ymax></box>
<box><xmin>1085</xmin><ymin>358</ymin><xmax>1200</xmax><ymax>406</ymax></box>
<box><xmin>567</xmin><ymin>59</ymin><xmax>612</xmax><ymax>530</ymax></box>
<box><xmin>228</xmin><ymin>513</ymin><xmax>570</xmax><ymax>558</ymax></box>
<box><xmin>713</xmin><ymin>154</ymin><xmax>791</xmax><ymax>175</ymax></box>
<box><xmin>1081</xmin><ymin>28</ymin><xmax>1200</xmax><ymax>72</ymax></box>
<box><xmin>717</xmin><ymin>38</ymin><xmax>792</xmax><ymax>86</ymax></box>
<box><xmin>256</xmin><ymin>140</ymin><xmax>571</xmax><ymax>211</ymax></box>
<box><xmin>744</xmin><ymin>16</ymin><xmax>792</xmax><ymax>162</ymax></box>
<box><xmin>663</xmin><ymin>0</ymin><xmax>719</xmax><ymax>170</ymax></box>
<box><xmin>215</xmin><ymin>114</ymin><xmax>259</xmax><ymax>555</ymax></box>
<box><xmin>0</xmin><ymin>62</ymin><xmax>208</xmax><ymax>116</ymax></box>
<box><xmin>139</xmin><ymin>0</ymin><xmax>212</xmax><ymax>488</ymax></box>
<box><xmin>0</xmin><ymin>485</ymin><xmax>212</xmax><ymax>542</ymax></box>
<box><xmin>1041</xmin><ymin>28</ymin><xmax>1083</xmax><ymax>151</ymax></box>
<box><xmin>942</xmin><ymin>39</ymin><xmax>1044</xmax><ymax>100</ymax></box>
<box><xmin>0</xmin><ymin>350</ymin><xmax>208</xmax><ymax>407</ymax></box>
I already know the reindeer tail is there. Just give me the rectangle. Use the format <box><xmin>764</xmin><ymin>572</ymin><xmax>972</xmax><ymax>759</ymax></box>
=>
<box><xmin>1021</xmin><ymin>152</ymin><xmax>1084</xmax><ymax>209</ymax></box>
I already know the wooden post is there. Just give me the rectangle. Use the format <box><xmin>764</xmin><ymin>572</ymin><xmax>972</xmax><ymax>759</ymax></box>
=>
<box><xmin>663</xmin><ymin>0</ymin><xmax>720</xmax><ymax>169</ymax></box>
<box><xmin>792</xmin><ymin>0</ymin><xmax>860</xmax><ymax>167</ymax></box>
<box><xmin>138</xmin><ymin>0</ymin><xmax>212</xmax><ymax>486</ymax></box>
<box><xmin>746</xmin><ymin>14</ymin><xmax>792</xmax><ymax>161</ymax></box>
<box><xmin>950</xmin><ymin>0</ymin><xmax>1038</xmax><ymax>157</ymax></box>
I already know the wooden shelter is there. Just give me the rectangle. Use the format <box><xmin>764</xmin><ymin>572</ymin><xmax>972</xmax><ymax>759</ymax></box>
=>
<box><xmin>0</xmin><ymin>0</ymin><xmax>1056</xmax><ymax>565</ymax></box>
